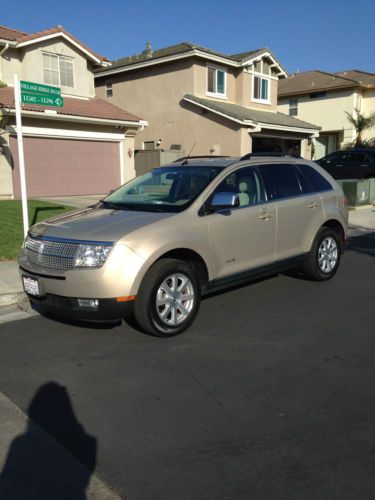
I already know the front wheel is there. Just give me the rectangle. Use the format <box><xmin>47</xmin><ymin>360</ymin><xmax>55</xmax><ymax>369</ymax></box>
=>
<box><xmin>303</xmin><ymin>227</ymin><xmax>342</xmax><ymax>281</ymax></box>
<box><xmin>133</xmin><ymin>258</ymin><xmax>201</xmax><ymax>337</ymax></box>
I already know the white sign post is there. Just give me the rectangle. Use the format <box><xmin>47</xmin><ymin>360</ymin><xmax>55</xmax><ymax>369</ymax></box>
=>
<box><xmin>13</xmin><ymin>74</ymin><xmax>29</xmax><ymax>238</ymax></box>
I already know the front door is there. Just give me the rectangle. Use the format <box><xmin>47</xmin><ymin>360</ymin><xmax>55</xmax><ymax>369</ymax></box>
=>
<box><xmin>205</xmin><ymin>166</ymin><xmax>276</xmax><ymax>279</ymax></box>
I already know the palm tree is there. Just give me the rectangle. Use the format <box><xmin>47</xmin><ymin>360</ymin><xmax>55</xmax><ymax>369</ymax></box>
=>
<box><xmin>345</xmin><ymin>111</ymin><xmax>375</xmax><ymax>147</ymax></box>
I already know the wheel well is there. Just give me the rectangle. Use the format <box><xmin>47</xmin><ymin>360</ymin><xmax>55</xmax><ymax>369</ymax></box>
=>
<box><xmin>156</xmin><ymin>249</ymin><xmax>209</xmax><ymax>289</ymax></box>
<box><xmin>322</xmin><ymin>219</ymin><xmax>345</xmax><ymax>248</ymax></box>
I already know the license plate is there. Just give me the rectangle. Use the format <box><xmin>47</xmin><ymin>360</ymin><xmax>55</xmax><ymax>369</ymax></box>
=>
<box><xmin>23</xmin><ymin>276</ymin><xmax>40</xmax><ymax>296</ymax></box>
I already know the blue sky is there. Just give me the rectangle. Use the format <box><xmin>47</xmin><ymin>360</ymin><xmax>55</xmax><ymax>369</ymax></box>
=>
<box><xmin>2</xmin><ymin>0</ymin><xmax>374</xmax><ymax>74</ymax></box>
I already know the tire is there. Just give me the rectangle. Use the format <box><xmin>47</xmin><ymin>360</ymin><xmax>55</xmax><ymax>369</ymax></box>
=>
<box><xmin>133</xmin><ymin>258</ymin><xmax>201</xmax><ymax>337</ymax></box>
<box><xmin>303</xmin><ymin>227</ymin><xmax>342</xmax><ymax>281</ymax></box>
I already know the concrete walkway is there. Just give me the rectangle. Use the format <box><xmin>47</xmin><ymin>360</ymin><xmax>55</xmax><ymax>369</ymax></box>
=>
<box><xmin>0</xmin><ymin>204</ymin><xmax>374</xmax><ymax>311</ymax></box>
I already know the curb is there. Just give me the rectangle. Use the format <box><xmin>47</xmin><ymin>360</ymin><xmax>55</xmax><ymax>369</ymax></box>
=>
<box><xmin>0</xmin><ymin>291</ymin><xmax>27</xmax><ymax>307</ymax></box>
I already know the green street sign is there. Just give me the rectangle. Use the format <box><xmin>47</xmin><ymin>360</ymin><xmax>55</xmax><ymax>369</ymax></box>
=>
<box><xmin>20</xmin><ymin>81</ymin><xmax>61</xmax><ymax>96</ymax></box>
<box><xmin>21</xmin><ymin>92</ymin><xmax>64</xmax><ymax>107</ymax></box>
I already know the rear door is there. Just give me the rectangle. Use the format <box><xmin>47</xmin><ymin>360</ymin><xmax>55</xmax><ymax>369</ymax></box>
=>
<box><xmin>260</xmin><ymin>163</ymin><xmax>325</xmax><ymax>262</ymax></box>
<box><xmin>346</xmin><ymin>152</ymin><xmax>372</xmax><ymax>179</ymax></box>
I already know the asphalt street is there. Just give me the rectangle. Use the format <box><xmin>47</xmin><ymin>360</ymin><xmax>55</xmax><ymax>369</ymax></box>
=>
<box><xmin>0</xmin><ymin>232</ymin><xmax>374</xmax><ymax>499</ymax></box>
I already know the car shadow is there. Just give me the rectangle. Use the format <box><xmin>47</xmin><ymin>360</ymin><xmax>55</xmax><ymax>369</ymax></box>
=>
<box><xmin>346</xmin><ymin>231</ymin><xmax>375</xmax><ymax>258</ymax></box>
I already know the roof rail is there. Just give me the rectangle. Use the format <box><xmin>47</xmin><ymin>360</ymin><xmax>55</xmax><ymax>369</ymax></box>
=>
<box><xmin>240</xmin><ymin>152</ymin><xmax>301</xmax><ymax>161</ymax></box>
<box><xmin>174</xmin><ymin>155</ymin><xmax>231</xmax><ymax>163</ymax></box>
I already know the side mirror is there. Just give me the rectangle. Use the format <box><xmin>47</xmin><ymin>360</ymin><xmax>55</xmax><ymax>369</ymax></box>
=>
<box><xmin>211</xmin><ymin>192</ymin><xmax>240</xmax><ymax>210</ymax></box>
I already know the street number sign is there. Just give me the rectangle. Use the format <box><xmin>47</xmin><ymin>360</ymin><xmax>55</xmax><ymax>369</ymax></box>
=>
<box><xmin>20</xmin><ymin>80</ymin><xmax>64</xmax><ymax>107</ymax></box>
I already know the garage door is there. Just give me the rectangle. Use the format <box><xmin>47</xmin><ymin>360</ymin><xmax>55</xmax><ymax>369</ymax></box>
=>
<box><xmin>10</xmin><ymin>136</ymin><xmax>121</xmax><ymax>198</ymax></box>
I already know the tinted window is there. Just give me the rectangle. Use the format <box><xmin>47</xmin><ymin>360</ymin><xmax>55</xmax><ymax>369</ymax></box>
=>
<box><xmin>297</xmin><ymin>164</ymin><xmax>333</xmax><ymax>192</ymax></box>
<box><xmin>323</xmin><ymin>152</ymin><xmax>349</xmax><ymax>163</ymax></box>
<box><xmin>261</xmin><ymin>164</ymin><xmax>302</xmax><ymax>199</ymax></box>
<box><xmin>348</xmin><ymin>152</ymin><xmax>369</xmax><ymax>163</ymax></box>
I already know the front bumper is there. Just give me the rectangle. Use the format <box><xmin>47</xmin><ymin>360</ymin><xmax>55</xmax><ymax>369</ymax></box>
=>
<box><xmin>27</xmin><ymin>292</ymin><xmax>134</xmax><ymax>322</ymax></box>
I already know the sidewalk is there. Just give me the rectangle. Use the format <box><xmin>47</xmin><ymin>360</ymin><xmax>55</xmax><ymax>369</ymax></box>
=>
<box><xmin>0</xmin><ymin>205</ymin><xmax>374</xmax><ymax>310</ymax></box>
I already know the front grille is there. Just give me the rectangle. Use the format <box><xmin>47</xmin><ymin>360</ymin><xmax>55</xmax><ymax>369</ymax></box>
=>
<box><xmin>25</xmin><ymin>237</ymin><xmax>79</xmax><ymax>270</ymax></box>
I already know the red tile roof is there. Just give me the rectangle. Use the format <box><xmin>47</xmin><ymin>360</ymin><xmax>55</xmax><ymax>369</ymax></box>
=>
<box><xmin>0</xmin><ymin>86</ymin><xmax>142</xmax><ymax>124</ymax></box>
<box><xmin>0</xmin><ymin>24</ymin><xmax>108</xmax><ymax>63</ymax></box>
<box><xmin>0</xmin><ymin>25</ymin><xmax>28</xmax><ymax>41</ymax></box>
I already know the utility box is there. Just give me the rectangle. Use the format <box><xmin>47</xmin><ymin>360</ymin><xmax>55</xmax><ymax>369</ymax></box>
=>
<box><xmin>336</xmin><ymin>179</ymin><xmax>372</xmax><ymax>207</ymax></box>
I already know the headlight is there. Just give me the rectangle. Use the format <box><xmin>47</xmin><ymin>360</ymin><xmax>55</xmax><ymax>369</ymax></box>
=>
<box><xmin>74</xmin><ymin>244</ymin><xmax>112</xmax><ymax>268</ymax></box>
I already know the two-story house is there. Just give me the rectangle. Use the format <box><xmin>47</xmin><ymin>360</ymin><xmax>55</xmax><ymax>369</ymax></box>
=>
<box><xmin>278</xmin><ymin>70</ymin><xmax>375</xmax><ymax>159</ymax></box>
<box><xmin>94</xmin><ymin>42</ymin><xmax>319</xmax><ymax>163</ymax></box>
<box><xmin>0</xmin><ymin>25</ymin><xmax>146</xmax><ymax>199</ymax></box>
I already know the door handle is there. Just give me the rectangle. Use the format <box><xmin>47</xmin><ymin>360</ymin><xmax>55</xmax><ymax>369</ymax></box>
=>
<box><xmin>259</xmin><ymin>210</ymin><xmax>273</xmax><ymax>220</ymax></box>
<box><xmin>308</xmin><ymin>202</ymin><xmax>318</xmax><ymax>209</ymax></box>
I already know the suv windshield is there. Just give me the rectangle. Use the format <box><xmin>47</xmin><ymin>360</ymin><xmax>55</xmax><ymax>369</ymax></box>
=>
<box><xmin>103</xmin><ymin>166</ymin><xmax>222</xmax><ymax>212</ymax></box>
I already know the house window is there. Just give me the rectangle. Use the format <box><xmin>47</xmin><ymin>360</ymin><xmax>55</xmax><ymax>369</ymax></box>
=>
<box><xmin>289</xmin><ymin>99</ymin><xmax>298</xmax><ymax>116</ymax></box>
<box><xmin>253</xmin><ymin>75</ymin><xmax>269</xmax><ymax>102</ymax></box>
<box><xmin>43</xmin><ymin>53</ymin><xmax>74</xmax><ymax>88</ymax></box>
<box><xmin>207</xmin><ymin>66</ymin><xmax>226</xmax><ymax>96</ymax></box>
<box><xmin>105</xmin><ymin>82</ymin><xmax>113</xmax><ymax>98</ymax></box>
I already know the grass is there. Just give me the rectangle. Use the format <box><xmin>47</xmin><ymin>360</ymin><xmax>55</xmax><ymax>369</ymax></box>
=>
<box><xmin>0</xmin><ymin>200</ymin><xmax>75</xmax><ymax>261</ymax></box>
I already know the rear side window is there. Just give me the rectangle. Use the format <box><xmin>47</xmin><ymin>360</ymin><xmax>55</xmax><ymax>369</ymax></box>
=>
<box><xmin>261</xmin><ymin>163</ymin><xmax>302</xmax><ymax>200</ymax></box>
<box><xmin>348</xmin><ymin>152</ymin><xmax>370</xmax><ymax>163</ymax></box>
<box><xmin>297</xmin><ymin>164</ymin><xmax>333</xmax><ymax>192</ymax></box>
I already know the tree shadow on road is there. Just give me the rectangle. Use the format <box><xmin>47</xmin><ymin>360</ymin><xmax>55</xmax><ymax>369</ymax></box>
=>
<box><xmin>0</xmin><ymin>382</ymin><xmax>97</xmax><ymax>500</ymax></box>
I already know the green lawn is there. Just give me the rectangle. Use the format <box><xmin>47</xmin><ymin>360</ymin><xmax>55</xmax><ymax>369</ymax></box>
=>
<box><xmin>0</xmin><ymin>200</ymin><xmax>75</xmax><ymax>261</ymax></box>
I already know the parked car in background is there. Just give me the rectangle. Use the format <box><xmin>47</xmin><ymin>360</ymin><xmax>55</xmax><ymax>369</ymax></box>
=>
<box><xmin>317</xmin><ymin>149</ymin><xmax>375</xmax><ymax>179</ymax></box>
<box><xmin>19</xmin><ymin>156</ymin><xmax>348</xmax><ymax>337</ymax></box>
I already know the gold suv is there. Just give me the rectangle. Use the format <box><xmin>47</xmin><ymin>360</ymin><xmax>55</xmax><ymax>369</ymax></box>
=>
<box><xmin>19</xmin><ymin>156</ymin><xmax>348</xmax><ymax>336</ymax></box>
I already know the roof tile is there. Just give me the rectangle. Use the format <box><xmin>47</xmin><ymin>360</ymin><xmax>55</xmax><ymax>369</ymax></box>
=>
<box><xmin>0</xmin><ymin>86</ymin><xmax>142</xmax><ymax>123</ymax></box>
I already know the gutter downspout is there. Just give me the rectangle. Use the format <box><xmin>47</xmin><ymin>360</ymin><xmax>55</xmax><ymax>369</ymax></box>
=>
<box><xmin>0</xmin><ymin>43</ymin><xmax>10</xmax><ymax>82</ymax></box>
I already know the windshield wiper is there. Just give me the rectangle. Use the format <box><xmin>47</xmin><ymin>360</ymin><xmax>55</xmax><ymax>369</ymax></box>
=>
<box><xmin>100</xmin><ymin>200</ymin><xmax>137</xmax><ymax>210</ymax></box>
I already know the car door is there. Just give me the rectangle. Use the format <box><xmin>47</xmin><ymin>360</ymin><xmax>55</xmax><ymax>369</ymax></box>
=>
<box><xmin>205</xmin><ymin>166</ymin><xmax>276</xmax><ymax>279</ymax></box>
<box><xmin>320</xmin><ymin>151</ymin><xmax>349</xmax><ymax>179</ymax></box>
<box><xmin>346</xmin><ymin>152</ymin><xmax>371</xmax><ymax>179</ymax></box>
<box><xmin>260</xmin><ymin>163</ymin><xmax>325</xmax><ymax>262</ymax></box>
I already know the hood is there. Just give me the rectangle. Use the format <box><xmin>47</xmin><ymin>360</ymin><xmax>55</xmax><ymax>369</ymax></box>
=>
<box><xmin>29</xmin><ymin>206</ymin><xmax>175</xmax><ymax>242</ymax></box>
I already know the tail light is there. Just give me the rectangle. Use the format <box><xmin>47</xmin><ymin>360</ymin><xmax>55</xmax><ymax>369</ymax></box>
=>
<box><xmin>343</xmin><ymin>196</ymin><xmax>348</xmax><ymax>207</ymax></box>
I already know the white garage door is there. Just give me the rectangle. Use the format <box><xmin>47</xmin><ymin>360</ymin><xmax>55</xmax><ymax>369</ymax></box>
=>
<box><xmin>10</xmin><ymin>136</ymin><xmax>121</xmax><ymax>198</ymax></box>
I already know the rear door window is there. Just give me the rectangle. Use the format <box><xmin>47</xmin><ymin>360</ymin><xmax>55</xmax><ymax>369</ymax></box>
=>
<box><xmin>260</xmin><ymin>163</ymin><xmax>302</xmax><ymax>200</ymax></box>
<box><xmin>297</xmin><ymin>164</ymin><xmax>333</xmax><ymax>192</ymax></box>
<box><xmin>348</xmin><ymin>152</ymin><xmax>370</xmax><ymax>164</ymax></box>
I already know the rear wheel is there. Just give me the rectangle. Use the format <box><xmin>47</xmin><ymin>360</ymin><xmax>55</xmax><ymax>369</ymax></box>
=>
<box><xmin>133</xmin><ymin>258</ymin><xmax>200</xmax><ymax>337</ymax></box>
<box><xmin>303</xmin><ymin>227</ymin><xmax>342</xmax><ymax>281</ymax></box>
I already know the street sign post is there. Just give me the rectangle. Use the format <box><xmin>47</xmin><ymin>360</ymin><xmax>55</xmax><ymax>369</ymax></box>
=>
<box><xmin>14</xmin><ymin>77</ymin><xmax>63</xmax><ymax>237</ymax></box>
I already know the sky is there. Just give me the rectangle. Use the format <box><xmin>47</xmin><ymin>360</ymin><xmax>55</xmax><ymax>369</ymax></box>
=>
<box><xmin>2</xmin><ymin>0</ymin><xmax>374</xmax><ymax>75</ymax></box>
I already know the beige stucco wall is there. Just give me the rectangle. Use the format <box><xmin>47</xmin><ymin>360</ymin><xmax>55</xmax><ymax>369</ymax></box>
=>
<box><xmin>1</xmin><ymin>39</ymin><xmax>95</xmax><ymax>97</ymax></box>
<box><xmin>361</xmin><ymin>88</ymin><xmax>375</xmax><ymax>141</ymax></box>
<box><xmin>0</xmin><ymin>130</ymin><xmax>13</xmax><ymax>199</ymax></box>
<box><xmin>278</xmin><ymin>89</ymin><xmax>356</xmax><ymax>147</ymax></box>
<box><xmin>96</xmin><ymin>59</ymin><xmax>244</xmax><ymax>156</ymax></box>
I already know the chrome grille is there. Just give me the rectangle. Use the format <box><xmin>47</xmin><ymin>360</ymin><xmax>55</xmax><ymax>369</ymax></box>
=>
<box><xmin>25</xmin><ymin>237</ymin><xmax>79</xmax><ymax>270</ymax></box>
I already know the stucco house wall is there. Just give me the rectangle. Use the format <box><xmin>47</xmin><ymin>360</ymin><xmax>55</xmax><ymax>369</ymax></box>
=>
<box><xmin>278</xmin><ymin>88</ymin><xmax>356</xmax><ymax>148</ymax></box>
<box><xmin>1</xmin><ymin>40</ymin><xmax>95</xmax><ymax>98</ymax></box>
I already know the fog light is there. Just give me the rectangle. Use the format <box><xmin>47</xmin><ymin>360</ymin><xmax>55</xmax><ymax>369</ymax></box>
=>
<box><xmin>77</xmin><ymin>298</ymin><xmax>99</xmax><ymax>309</ymax></box>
